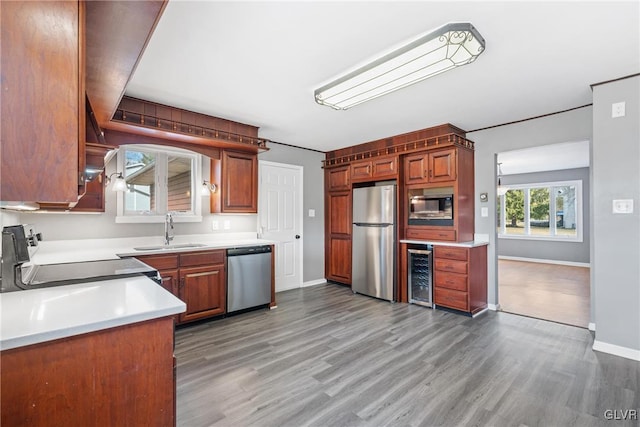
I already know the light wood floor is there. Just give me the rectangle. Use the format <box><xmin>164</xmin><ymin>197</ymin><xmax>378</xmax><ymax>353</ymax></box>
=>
<box><xmin>175</xmin><ymin>284</ymin><xmax>638</xmax><ymax>427</ymax></box>
<box><xmin>498</xmin><ymin>259</ymin><xmax>590</xmax><ymax>328</ymax></box>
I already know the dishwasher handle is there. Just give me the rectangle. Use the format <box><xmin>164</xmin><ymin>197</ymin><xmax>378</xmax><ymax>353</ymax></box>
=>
<box><xmin>226</xmin><ymin>245</ymin><xmax>272</xmax><ymax>257</ymax></box>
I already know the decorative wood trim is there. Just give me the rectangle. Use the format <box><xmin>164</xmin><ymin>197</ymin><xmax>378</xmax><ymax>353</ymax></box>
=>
<box><xmin>323</xmin><ymin>133</ymin><xmax>474</xmax><ymax>168</ymax></box>
<box><xmin>111</xmin><ymin>110</ymin><xmax>268</xmax><ymax>150</ymax></box>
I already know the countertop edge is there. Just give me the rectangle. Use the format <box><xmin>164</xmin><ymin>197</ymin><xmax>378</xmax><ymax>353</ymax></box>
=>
<box><xmin>399</xmin><ymin>239</ymin><xmax>489</xmax><ymax>248</ymax></box>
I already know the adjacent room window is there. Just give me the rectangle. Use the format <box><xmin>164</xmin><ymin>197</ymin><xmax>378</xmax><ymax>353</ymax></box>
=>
<box><xmin>498</xmin><ymin>180</ymin><xmax>582</xmax><ymax>242</ymax></box>
<box><xmin>116</xmin><ymin>145</ymin><xmax>203</xmax><ymax>223</ymax></box>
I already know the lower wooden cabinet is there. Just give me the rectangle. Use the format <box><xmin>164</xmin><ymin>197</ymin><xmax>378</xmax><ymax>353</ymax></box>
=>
<box><xmin>135</xmin><ymin>250</ymin><xmax>227</xmax><ymax>325</ymax></box>
<box><xmin>433</xmin><ymin>245</ymin><xmax>487</xmax><ymax>315</ymax></box>
<box><xmin>179</xmin><ymin>264</ymin><xmax>225</xmax><ymax>323</ymax></box>
<box><xmin>1</xmin><ymin>317</ymin><xmax>176</xmax><ymax>426</ymax></box>
<box><xmin>327</xmin><ymin>235</ymin><xmax>352</xmax><ymax>283</ymax></box>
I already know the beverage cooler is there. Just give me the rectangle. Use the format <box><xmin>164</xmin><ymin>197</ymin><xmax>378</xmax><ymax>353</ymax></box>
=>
<box><xmin>408</xmin><ymin>246</ymin><xmax>433</xmax><ymax>307</ymax></box>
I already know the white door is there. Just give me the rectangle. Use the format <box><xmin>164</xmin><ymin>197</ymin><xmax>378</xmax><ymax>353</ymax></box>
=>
<box><xmin>258</xmin><ymin>161</ymin><xmax>303</xmax><ymax>292</ymax></box>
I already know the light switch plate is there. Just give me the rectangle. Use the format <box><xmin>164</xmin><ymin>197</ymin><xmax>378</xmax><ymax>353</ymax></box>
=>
<box><xmin>308</xmin><ymin>209</ymin><xmax>316</xmax><ymax>217</ymax></box>
<box><xmin>223</xmin><ymin>220</ymin><xmax>231</xmax><ymax>230</ymax></box>
<box><xmin>612</xmin><ymin>102</ymin><xmax>626</xmax><ymax>118</ymax></box>
<box><xmin>481</xmin><ymin>207</ymin><xmax>489</xmax><ymax>217</ymax></box>
<box><xmin>612</xmin><ymin>199</ymin><xmax>633</xmax><ymax>214</ymax></box>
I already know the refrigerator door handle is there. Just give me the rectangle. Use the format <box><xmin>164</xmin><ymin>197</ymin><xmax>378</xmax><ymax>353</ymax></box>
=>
<box><xmin>353</xmin><ymin>222</ymin><xmax>393</xmax><ymax>227</ymax></box>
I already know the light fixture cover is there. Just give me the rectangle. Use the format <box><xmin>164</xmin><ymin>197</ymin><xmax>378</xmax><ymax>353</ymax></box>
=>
<box><xmin>314</xmin><ymin>22</ymin><xmax>485</xmax><ymax>110</ymax></box>
<box><xmin>111</xmin><ymin>173</ymin><xmax>128</xmax><ymax>192</ymax></box>
<box><xmin>201</xmin><ymin>181</ymin><xmax>217</xmax><ymax>196</ymax></box>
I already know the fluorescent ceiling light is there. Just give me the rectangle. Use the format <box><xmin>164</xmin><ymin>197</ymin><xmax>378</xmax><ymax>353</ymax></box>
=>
<box><xmin>314</xmin><ymin>23</ymin><xmax>485</xmax><ymax>110</ymax></box>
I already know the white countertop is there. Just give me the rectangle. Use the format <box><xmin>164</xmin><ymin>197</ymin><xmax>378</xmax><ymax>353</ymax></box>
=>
<box><xmin>1</xmin><ymin>232</ymin><xmax>270</xmax><ymax>351</ymax></box>
<box><xmin>30</xmin><ymin>232</ymin><xmax>274</xmax><ymax>265</ymax></box>
<box><xmin>0</xmin><ymin>276</ymin><xmax>186</xmax><ymax>351</ymax></box>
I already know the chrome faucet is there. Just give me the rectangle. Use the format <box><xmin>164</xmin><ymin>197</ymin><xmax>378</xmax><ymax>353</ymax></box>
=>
<box><xmin>164</xmin><ymin>212</ymin><xmax>174</xmax><ymax>246</ymax></box>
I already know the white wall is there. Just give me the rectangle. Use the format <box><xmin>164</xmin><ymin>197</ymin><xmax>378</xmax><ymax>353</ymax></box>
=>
<box><xmin>469</xmin><ymin>106</ymin><xmax>593</xmax><ymax>313</ymax></box>
<box><xmin>592</xmin><ymin>75</ymin><xmax>640</xmax><ymax>357</ymax></box>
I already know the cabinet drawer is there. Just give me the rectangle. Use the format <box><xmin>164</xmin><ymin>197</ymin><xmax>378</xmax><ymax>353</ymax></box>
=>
<box><xmin>180</xmin><ymin>250</ymin><xmax>225</xmax><ymax>267</ymax></box>
<box><xmin>135</xmin><ymin>254</ymin><xmax>179</xmax><ymax>271</ymax></box>
<box><xmin>434</xmin><ymin>258</ymin><xmax>468</xmax><ymax>274</ymax></box>
<box><xmin>405</xmin><ymin>228</ymin><xmax>456</xmax><ymax>241</ymax></box>
<box><xmin>434</xmin><ymin>287</ymin><xmax>469</xmax><ymax>311</ymax></box>
<box><xmin>435</xmin><ymin>271</ymin><xmax>468</xmax><ymax>292</ymax></box>
<box><xmin>434</xmin><ymin>246</ymin><xmax>468</xmax><ymax>261</ymax></box>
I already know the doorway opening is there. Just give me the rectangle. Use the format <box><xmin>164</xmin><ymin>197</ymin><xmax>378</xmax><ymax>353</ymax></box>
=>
<box><xmin>495</xmin><ymin>142</ymin><xmax>591</xmax><ymax>328</ymax></box>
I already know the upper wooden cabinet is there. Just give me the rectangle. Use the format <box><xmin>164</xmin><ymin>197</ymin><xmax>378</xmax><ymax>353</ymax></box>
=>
<box><xmin>404</xmin><ymin>148</ymin><xmax>457</xmax><ymax>185</ymax></box>
<box><xmin>211</xmin><ymin>150</ymin><xmax>258</xmax><ymax>213</ymax></box>
<box><xmin>350</xmin><ymin>156</ymin><xmax>398</xmax><ymax>183</ymax></box>
<box><xmin>0</xmin><ymin>0</ymin><xmax>85</xmax><ymax>203</ymax></box>
<box><xmin>326</xmin><ymin>166</ymin><xmax>350</xmax><ymax>191</ymax></box>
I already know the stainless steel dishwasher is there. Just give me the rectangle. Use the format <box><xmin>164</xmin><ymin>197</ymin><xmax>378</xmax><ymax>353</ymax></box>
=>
<box><xmin>226</xmin><ymin>245</ymin><xmax>272</xmax><ymax>313</ymax></box>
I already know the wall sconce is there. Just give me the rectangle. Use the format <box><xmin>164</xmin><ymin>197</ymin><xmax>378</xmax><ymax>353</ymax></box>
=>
<box><xmin>314</xmin><ymin>22</ymin><xmax>485</xmax><ymax>110</ymax></box>
<box><xmin>106</xmin><ymin>172</ymin><xmax>127</xmax><ymax>192</ymax></box>
<box><xmin>497</xmin><ymin>163</ymin><xmax>508</xmax><ymax>196</ymax></box>
<box><xmin>201</xmin><ymin>180</ymin><xmax>217</xmax><ymax>196</ymax></box>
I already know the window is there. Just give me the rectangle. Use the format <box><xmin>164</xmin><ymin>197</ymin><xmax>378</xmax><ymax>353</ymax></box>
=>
<box><xmin>498</xmin><ymin>180</ymin><xmax>582</xmax><ymax>242</ymax></box>
<box><xmin>116</xmin><ymin>145</ymin><xmax>203</xmax><ymax>223</ymax></box>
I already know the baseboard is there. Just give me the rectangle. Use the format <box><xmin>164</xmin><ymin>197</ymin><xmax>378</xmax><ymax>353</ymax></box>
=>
<box><xmin>593</xmin><ymin>340</ymin><xmax>640</xmax><ymax>361</ymax></box>
<box><xmin>488</xmin><ymin>303</ymin><xmax>501</xmax><ymax>311</ymax></box>
<box><xmin>588</xmin><ymin>322</ymin><xmax>596</xmax><ymax>331</ymax></box>
<box><xmin>302</xmin><ymin>279</ymin><xmax>327</xmax><ymax>288</ymax></box>
<box><xmin>498</xmin><ymin>255</ymin><xmax>590</xmax><ymax>268</ymax></box>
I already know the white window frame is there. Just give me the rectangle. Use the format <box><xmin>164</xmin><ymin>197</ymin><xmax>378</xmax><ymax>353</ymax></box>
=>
<box><xmin>115</xmin><ymin>145</ymin><xmax>203</xmax><ymax>224</ymax></box>
<box><xmin>498</xmin><ymin>179</ymin><xmax>583</xmax><ymax>242</ymax></box>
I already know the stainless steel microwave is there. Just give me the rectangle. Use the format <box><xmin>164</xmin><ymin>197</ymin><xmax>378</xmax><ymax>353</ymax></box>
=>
<box><xmin>408</xmin><ymin>193</ymin><xmax>454</xmax><ymax>226</ymax></box>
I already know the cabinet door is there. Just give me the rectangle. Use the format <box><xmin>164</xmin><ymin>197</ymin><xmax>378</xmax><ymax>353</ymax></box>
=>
<box><xmin>350</xmin><ymin>160</ymin><xmax>372</xmax><ymax>181</ymax></box>
<box><xmin>326</xmin><ymin>166</ymin><xmax>350</xmax><ymax>191</ymax></box>
<box><xmin>179</xmin><ymin>265</ymin><xmax>226</xmax><ymax>323</ymax></box>
<box><xmin>429</xmin><ymin>148</ymin><xmax>457</xmax><ymax>182</ymax></box>
<box><xmin>404</xmin><ymin>153</ymin><xmax>429</xmax><ymax>184</ymax></box>
<box><xmin>221</xmin><ymin>150</ymin><xmax>257</xmax><ymax>213</ymax></box>
<box><xmin>327</xmin><ymin>235</ymin><xmax>352</xmax><ymax>283</ymax></box>
<box><xmin>372</xmin><ymin>156</ymin><xmax>398</xmax><ymax>178</ymax></box>
<box><xmin>1</xmin><ymin>1</ymin><xmax>84</xmax><ymax>203</ymax></box>
<box><xmin>327</xmin><ymin>191</ymin><xmax>352</xmax><ymax>235</ymax></box>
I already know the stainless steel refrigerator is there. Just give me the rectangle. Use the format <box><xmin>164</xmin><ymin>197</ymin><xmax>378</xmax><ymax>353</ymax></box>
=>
<box><xmin>351</xmin><ymin>184</ymin><xmax>396</xmax><ymax>302</ymax></box>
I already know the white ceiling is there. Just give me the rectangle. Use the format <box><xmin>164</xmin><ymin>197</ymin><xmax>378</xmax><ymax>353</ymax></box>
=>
<box><xmin>126</xmin><ymin>1</ymin><xmax>639</xmax><ymax>153</ymax></box>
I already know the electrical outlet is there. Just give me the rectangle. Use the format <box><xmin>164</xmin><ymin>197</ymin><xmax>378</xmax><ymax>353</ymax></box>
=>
<box><xmin>612</xmin><ymin>102</ymin><xmax>626</xmax><ymax>118</ymax></box>
<box><xmin>308</xmin><ymin>209</ymin><xmax>315</xmax><ymax>217</ymax></box>
<box><xmin>612</xmin><ymin>199</ymin><xmax>633</xmax><ymax>214</ymax></box>
<box><xmin>211</xmin><ymin>220</ymin><xmax>219</xmax><ymax>230</ymax></box>
<box><xmin>223</xmin><ymin>220</ymin><xmax>231</xmax><ymax>230</ymax></box>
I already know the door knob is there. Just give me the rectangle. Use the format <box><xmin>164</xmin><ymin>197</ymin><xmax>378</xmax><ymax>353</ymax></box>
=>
<box><xmin>295</xmin><ymin>235</ymin><xmax>301</xmax><ymax>239</ymax></box>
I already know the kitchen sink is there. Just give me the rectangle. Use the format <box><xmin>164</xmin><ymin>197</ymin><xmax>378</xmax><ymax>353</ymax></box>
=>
<box><xmin>132</xmin><ymin>243</ymin><xmax>208</xmax><ymax>251</ymax></box>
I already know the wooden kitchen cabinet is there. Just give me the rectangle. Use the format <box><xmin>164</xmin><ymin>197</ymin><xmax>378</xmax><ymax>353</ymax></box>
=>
<box><xmin>350</xmin><ymin>155</ymin><xmax>398</xmax><ymax>183</ymax></box>
<box><xmin>404</xmin><ymin>148</ymin><xmax>457</xmax><ymax>185</ymax></box>
<box><xmin>179</xmin><ymin>264</ymin><xmax>226</xmax><ymax>323</ymax></box>
<box><xmin>0</xmin><ymin>0</ymin><xmax>86</xmax><ymax>203</ymax></box>
<box><xmin>1</xmin><ymin>317</ymin><xmax>176</xmax><ymax>426</ymax></box>
<box><xmin>326</xmin><ymin>165</ymin><xmax>350</xmax><ymax>191</ymax></box>
<box><xmin>324</xmin><ymin>166</ymin><xmax>353</xmax><ymax>285</ymax></box>
<box><xmin>135</xmin><ymin>250</ymin><xmax>227</xmax><ymax>325</ymax></box>
<box><xmin>211</xmin><ymin>150</ymin><xmax>258</xmax><ymax>213</ymax></box>
<box><xmin>433</xmin><ymin>245</ymin><xmax>487</xmax><ymax>315</ymax></box>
